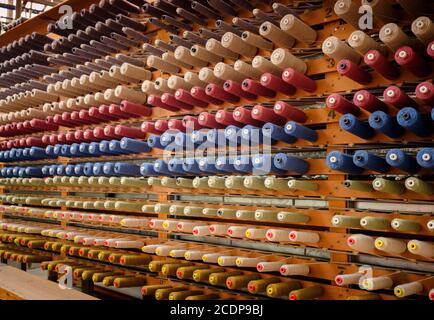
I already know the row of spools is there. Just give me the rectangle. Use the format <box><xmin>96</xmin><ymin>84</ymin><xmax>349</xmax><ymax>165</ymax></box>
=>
<box><xmin>0</xmin><ymin>146</ymin><xmax>432</xmax><ymax>178</ymax></box>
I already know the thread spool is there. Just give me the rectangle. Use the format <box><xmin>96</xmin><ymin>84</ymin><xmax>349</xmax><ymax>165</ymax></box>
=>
<box><xmin>191</xmin><ymin>45</ymin><xmax>221</xmax><ymax>64</ymax></box>
<box><xmin>353</xmin><ymin>90</ymin><xmax>388</xmax><ymax>113</ymax></box>
<box><xmin>255</xmin><ymin>210</ymin><xmax>279</xmax><ymax>222</ymax></box>
<box><xmin>326</xmin><ymin>94</ymin><xmax>360</xmax><ymax>116</ymax></box>
<box><xmin>263</xmin><ymin>176</ymin><xmax>291</xmax><ymax>191</ymax></box>
<box><xmin>256</xmin><ymin>261</ymin><xmax>284</xmax><ymax>273</ymax></box>
<box><xmin>327</xmin><ymin>151</ymin><xmax>364</xmax><ymax>174</ymax></box>
<box><xmin>347</xmin><ymin>234</ymin><xmax>375</xmax><ymax>252</ymax></box>
<box><xmin>334</xmin><ymin>0</ymin><xmax>359</xmax><ymax>28</ymax></box>
<box><xmin>147</xmin><ymin>55</ymin><xmax>179</xmax><ymax>74</ymax></box>
<box><xmin>374</xmin><ymin>237</ymin><xmax>407</xmax><ymax>254</ymax></box>
<box><xmin>184</xmin><ymin>206</ymin><xmax>204</xmax><ymax>216</ymax></box>
<box><xmin>176</xmin><ymin>266</ymin><xmax>208</xmax><ymax>279</ymax></box>
<box><xmin>214</xmin><ymin>62</ymin><xmax>246</xmax><ymax>83</ymax></box>
<box><xmin>386</xmin><ymin>148</ymin><xmax>419</xmax><ymax>173</ymax></box>
<box><xmin>280</xmin><ymin>14</ymin><xmax>316</xmax><ymax>44</ymax></box>
<box><xmin>119</xmin><ymin>255</ymin><xmax>150</xmax><ymax>266</ymax></box>
<box><xmin>155</xmin><ymin>245</ymin><xmax>176</xmax><ymax>257</ymax></box>
<box><xmin>383</xmin><ymin>86</ymin><xmax>418</xmax><ymax>109</ymax></box>
<box><xmin>282</xmin><ymin>67</ymin><xmax>317</xmax><ymax>93</ymax></box>
<box><xmin>226</xmin><ymin>274</ymin><xmax>260</xmax><ymax>290</ymax></box>
<box><xmin>353</xmin><ymin>150</ymin><xmax>389</xmax><ymax>172</ymax></box>
<box><xmin>221</xmin><ymin>32</ymin><xmax>257</xmax><ymax>57</ymax></box>
<box><xmin>205</xmin><ymin>38</ymin><xmax>238</xmax><ymax>60</ymax></box>
<box><xmin>162</xmin><ymin>51</ymin><xmax>193</xmax><ymax>70</ymax></box>
<box><xmin>280</xmin><ymin>264</ymin><xmax>310</xmax><ymax>276</ymax></box>
<box><xmin>241</xmin><ymin>79</ymin><xmax>276</xmax><ymax>98</ymax></box>
<box><xmin>289</xmin><ymin>286</ymin><xmax>323</xmax><ymax>300</ymax></box>
<box><xmin>205</xmin><ymin>84</ymin><xmax>239</xmax><ymax>103</ymax></box>
<box><xmin>331</xmin><ymin>215</ymin><xmax>361</xmax><ymax>228</ymax></box>
<box><xmin>258</xmin><ymin>74</ymin><xmax>294</xmax><ymax>97</ymax></box>
<box><xmin>363</xmin><ymin>276</ymin><xmax>393</xmax><ymax>291</ymax></box>
<box><xmin>411</xmin><ymin>17</ymin><xmax>434</xmax><ymax>45</ymax></box>
<box><xmin>427</xmin><ymin>220</ymin><xmax>434</xmax><ymax>232</ymax></box>
<box><xmin>284</xmin><ymin>121</ymin><xmax>317</xmax><ymax>142</ymax></box>
<box><xmin>235</xmin><ymin>257</ymin><xmax>262</xmax><ymax>268</ymax></box>
<box><xmin>289</xmin><ymin>230</ymin><xmax>320</xmax><ymax>243</ymax></box>
<box><xmin>208</xmin><ymin>176</ymin><xmax>226</xmax><ymax>189</ymax></box>
<box><xmin>174</xmin><ymin>46</ymin><xmax>208</xmax><ymax>68</ymax></box>
<box><xmin>271</xmin><ymin>48</ymin><xmax>306</xmax><ymax>74</ymax></box>
<box><xmin>167</xmin><ymin>75</ymin><xmax>193</xmax><ymax>90</ymax></box>
<box><xmin>415</xmin><ymin>82</ymin><xmax>434</xmax><ymax>105</ymax></box>
<box><xmin>337</xmin><ymin>59</ymin><xmax>372</xmax><ymax>85</ymax></box>
<box><xmin>405</xmin><ymin>177</ymin><xmax>433</xmax><ymax>195</ymax></box>
<box><xmin>209</xmin><ymin>271</ymin><xmax>242</xmax><ymax>286</ymax></box>
<box><xmin>259</xmin><ymin>21</ymin><xmax>294</xmax><ymax>48</ymax></box>
<box><xmin>372</xmin><ymin>178</ymin><xmax>405</xmax><ymax>194</ymax></box>
<box><xmin>192</xmin><ymin>177</ymin><xmax>209</xmax><ymax>189</ymax></box>
<box><xmin>369</xmin><ymin>111</ymin><xmax>404</xmax><ymax>138</ymax></box>
<box><xmin>227</xmin><ymin>226</ymin><xmax>248</xmax><ymax>238</ymax></box>
<box><xmin>379</xmin><ymin>23</ymin><xmax>410</xmax><ymax>51</ymax></box>
<box><xmin>394</xmin><ymin>281</ymin><xmax>424</xmax><ymax>298</ymax></box>
<box><xmin>252</xmin><ymin>56</ymin><xmax>283</xmax><ymax>77</ymax></box>
<box><xmin>169</xmin><ymin>205</ymin><xmax>185</xmax><ymax>215</ymax></box>
<box><xmin>243</xmin><ymin>176</ymin><xmax>268</xmax><ymax>191</ymax></box>
<box><xmin>234</xmin><ymin>210</ymin><xmax>255</xmax><ymax>220</ymax></box>
<box><xmin>348</xmin><ymin>30</ymin><xmax>386</xmax><ymax>56</ymax></box>
<box><xmin>209</xmin><ymin>224</ymin><xmax>229</xmax><ymax>236</ymax></box>
<box><xmin>266</xmin><ymin>281</ymin><xmax>302</xmax><ymax>298</ymax></box>
<box><xmin>155</xmin><ymin>288</ymin><xmax>185</xmax><ymax>300</ymax></box>
<box><xmin>322</xmin><ymin>36</ymin><xmax>361</xmax><ymax>64</ymax></box>
<box><xmin>340</xmin><ymin>114</ymin><xmax>375</xmax><ymax>139</ymax></box>
<box><xmin>192</xmin><ymin>268</ymin><xmax>224</xmax><ymax>282</ymax></box>
<box><xmin>395</xmin><ymin>46</ymin><xmax>430</xmax><ymax>77</ymax></box>
<box><xmin>277</xmin><ymin>212</ymin><xmax>310</xmax><ymax>224</ymax></box>
<box><xmin>217</xmin><ymin>208</ymin><xmax>237</xmax><ymax>218</ymax></box>
<box><xmin>391</xmin><ymin>218</ymin><xmax>421</xmax><ymax>232</ymax></box>
<box><xmin>287</xmin><ymin>180</ymin><xmax>318</xmax><ymax>191</ymax></box>
<box><xmin>407</xmin><ymin>240</ymin><xmax>434</xmax><ymax>258</ymax></box>
<box><xmin>364</xmin><ymin>50</ymin><xmax>400</xmax><ymax>80</ymax></box>
<box><xmin>265</xmin><ymin>229</ymin><xmax>289</xmax><ymax>242</ymax></box>
<box><xmin>225</xmin><ymin>176</ymin><xmax>248</xmax><ymax>190</ymax></box>
<box><xmin>169</xmin><ymin>249</ymin><xmax>187</xmax><ymax>258</ymax></box>
<box><xmin>141</xmin><ymin>284</ymin><xmax>171</xmax><ymax>296</ymax></box>
<box><xmin>232</xmin><ymin>60</ymin><xmax>263</xmax><ymax>81</ymax></box>
<box><xmin>335</xmin><ymin>272</ymin><xmax>363</xmax><ymax>286</ymax></box>
<box><xmin>417</xmin><ymin>148</ymin><xmax>434</xmax><ymax>170</ymax></box>
<box><xmin>241</xmin><ymin>31</ymin><xmax>273</xmax><ymax>51</ymax></box>
<box><xmin>216</xmin><ymin>255</ymin><xmax>238</xmax><ymax>267</ymax></box>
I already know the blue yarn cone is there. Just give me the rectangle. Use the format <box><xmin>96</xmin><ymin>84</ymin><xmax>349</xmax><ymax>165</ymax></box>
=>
<box><xmin>120</xmin><ymin>137</ymin><xmax>150</xmax><ymax>153</ymax></box>
<box><xmin>140</xmin><ymin>162</ymin><xmax>158</xmax><ymax>176</ymax></box>
<box><xmin>284</xmin><ymin>121</ymin><xmax>318</xmax><ymax>142</ymax></box>
<box><xmin>273</xmin><ymin>153</ymin><xmax>309</xmax><ymax>174</ymax></box>
<box><xmin>416</xmin><ymin>148</ymin><xmax>434</xmax><ymax>170</ymax></box>
<box><xmin>385</xmin><ymin>149</ymin><xmax>419</xmax><ymax>173</ymax></box>
<box><xmin>353</xmin><ymin>150</ymin><xmax>389</xmax><ymax>173</ymax></box>
<box><xmin>340</xmin><ymin>114</ymin><xmax>375</xmax><ymax>139</ymax></box>
<box><xmin>397</xmin><ymin>107</ymin><xmax>432</xmax><ymax>137</ymax></box>
<box><xmin>262</xmin><ymin>122</ymin><xmax>296</xmax><ymax>144</ymax></box>
<box><xmin>114</xmin><ymin>162</ymin><xmax>141</xmax><ymax>176</ymax></box>
<box><xmin>147</xmin><ymin>135</ymin><xmax>164</xmax><ymax>149</ymax></box>
<box><xmin>368</xmin><ymin>111</ymin><xmax>404</xmax><ymax>138</ymax></box>
<box><xmin>326</xmin><ymin>151</ymin><xmax>364</xmax><ymax>174</ymax></box>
